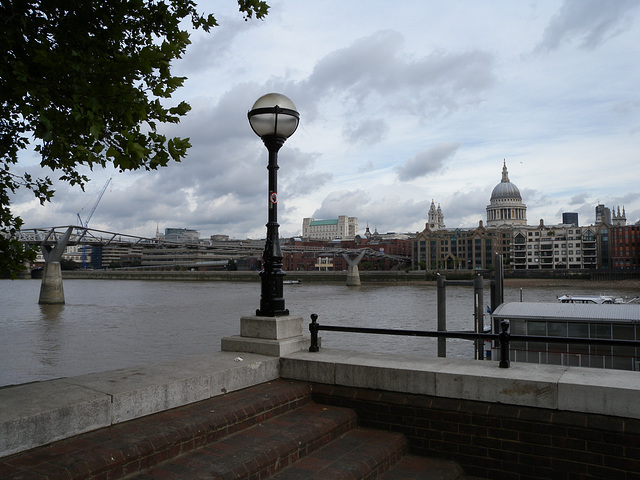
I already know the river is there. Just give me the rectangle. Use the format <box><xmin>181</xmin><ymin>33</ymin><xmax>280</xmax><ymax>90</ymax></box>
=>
<box><xmin>1</xmin><ymin>278</ymin><xmax>638</xmax><ymax>387</ymax></box>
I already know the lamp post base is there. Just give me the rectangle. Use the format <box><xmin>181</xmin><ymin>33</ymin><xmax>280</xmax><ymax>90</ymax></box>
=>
<box><xmin>221</xmin><ymin>315</ymin><xmax>309</xmax><ymax>357</ymax></box>
<box><xmin>256</xmin><ymin>269</ymin><xmax>289</xmax><ymax>317</ymax></box>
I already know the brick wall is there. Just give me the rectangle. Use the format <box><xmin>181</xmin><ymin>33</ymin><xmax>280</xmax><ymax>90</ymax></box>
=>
<box><xmin>312</xmin><ymin>383</ymin><xmax>640</xmax><ymax>480</ymax></box>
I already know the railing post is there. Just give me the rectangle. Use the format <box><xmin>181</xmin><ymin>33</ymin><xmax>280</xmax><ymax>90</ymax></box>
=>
<box><xmin>309</xmin><ymin>313</ymin><xmax>319</xmax><ymax>352</ymax></box>
<box><xmin>474</xmin><ymin>275</ymin><xmax>484</xmax><ymax>360</ymax></box>
<box><xmin>491</xmin><ymin>253</ymin><xmax>504</xmax><ymax>312</ymax></box>
<box><xmin>499</xmin><ymin>319</ymin><xmax>510</xmax><ymax>368</ymax></box>
<box><xmin>437</xmin><ymin>274</ymin><xmax>446</xmax><ymax>357</ymax></box>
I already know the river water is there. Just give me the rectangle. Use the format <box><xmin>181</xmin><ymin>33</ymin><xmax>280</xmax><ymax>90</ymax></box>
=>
<box><xmin>1</xmin><ymin>278</ymin><xmax>638</xmax><ymax>387</ymax></box>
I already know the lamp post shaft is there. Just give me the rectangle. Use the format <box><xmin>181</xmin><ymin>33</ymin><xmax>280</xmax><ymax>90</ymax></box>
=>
<box><xmin>257</xmin><ymin>135</ymin><xmax>289</xmax><ymax>316</ymax></box>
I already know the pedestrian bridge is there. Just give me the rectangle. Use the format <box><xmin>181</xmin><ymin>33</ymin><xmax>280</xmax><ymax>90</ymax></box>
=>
<box><xmin>11</xmin><ymin>225</ymin><xmax>410</xmax><ymax>303</ymax></box>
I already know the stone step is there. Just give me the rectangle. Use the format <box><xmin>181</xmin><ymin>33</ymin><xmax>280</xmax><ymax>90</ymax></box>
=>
<box><xmin>129</xmin><ymin>402</ymin><xmax>358</xmax><ymax>479</ymax></box>
<box><xmin>0</xmin><ymin>380</ymin><xmax>313</xmax><ymax>479</ymax></box>
<box><xmin>1</xmin><ymin>379</ymin><xmax>475</xmax><ymax>480</ymax></box>
<box><xmin>270</xmin><ymin>428</ymin><xmax>407</xmax><ymax>479</ymax></box>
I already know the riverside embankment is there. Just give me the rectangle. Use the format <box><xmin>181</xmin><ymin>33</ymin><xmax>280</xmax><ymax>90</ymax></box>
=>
<box><xmin>61</xmin><ymin>268</ymin><xmax>640</xmax><ymax>289</ymax></box>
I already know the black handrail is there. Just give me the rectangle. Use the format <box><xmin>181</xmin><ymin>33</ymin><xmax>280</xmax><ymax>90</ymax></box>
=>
<box><xmin>308</xmin><ymin>314</ymin><xmax>640</xmax><ymax>369</ymax></box>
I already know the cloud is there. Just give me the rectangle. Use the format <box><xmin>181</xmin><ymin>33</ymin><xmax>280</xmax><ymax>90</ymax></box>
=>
<box><xmin>536</xmin><ymin>0</ymin><xmax>640</xmax><ymax>52</ymax></box>
<box><xmin>396</xmin><ymin>142</ymin><xmax>460</xmax><ymax>181</ymax></box>
<box><xmin>291</xmin><ymin>30</ymin><xmax>496</xmax><ymax>121</ymax></box>
<box><xmin>446</xmin><ymin>188</ymin><xmax>491</xmax><ymax>227</ymax></box>
<box><xmin>343</xmin><ymin>118</ymin><xmax>389</xmax><ymax>145</ymax></box>
<box><xmin>570</xmin><ymin>193</ymin><xmax>589</xmax><ymax>205</ymax></box>
<box><xmin>11</xmin><ymin>1</ymin><xmax>640</xmax><ymax>239</ymax></box>
<box><xmin>312</xmin><ymin>190</ymin><xmax>371</xmax><ymax>220</ymax></box>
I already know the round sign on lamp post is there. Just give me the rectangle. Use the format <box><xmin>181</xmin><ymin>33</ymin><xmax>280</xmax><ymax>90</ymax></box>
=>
<box><xmin>248</xmin><ymin>93</ymin><xmax>299</xmax><ymax>316</ymax></box>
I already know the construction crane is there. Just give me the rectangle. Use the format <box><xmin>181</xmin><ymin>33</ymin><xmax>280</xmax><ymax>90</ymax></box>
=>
<box><xmin>77</xmin><ymin>178</ymin><xmax>112</xmax><ymax>268</ymax></box>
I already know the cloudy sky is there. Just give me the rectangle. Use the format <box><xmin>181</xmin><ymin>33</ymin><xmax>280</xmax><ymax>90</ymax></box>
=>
<box><xmin>13</xmin><ymin>0</ymin><xmax>640</xmax><ymax>240</ymax></box>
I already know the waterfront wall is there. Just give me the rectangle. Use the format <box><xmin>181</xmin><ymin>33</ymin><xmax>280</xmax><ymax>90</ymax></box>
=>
<box><xmin>61</xmin><ymin>270</ymin><xmax>428</xmax><ymax>283</ymax></box>
<box><xmin>3</xmin><ymin>347</ymin><xmax>639</xmax><ymax>479</ymax></box>
<box><xmin>312</xmin><ymin>384</ymin><xmax>638</xmax><ymax>479</ymax></box>
<box><xmin>282</xmin><ymin>350</ymin><xmax>640</xmax><ymax>479</ymax></box>
<box><xmin>61</xmin><ymin>268</ymin><xmax>640</xmax><ymax>283</ymax></box>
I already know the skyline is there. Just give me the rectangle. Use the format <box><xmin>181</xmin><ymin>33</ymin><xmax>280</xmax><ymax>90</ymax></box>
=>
<box><xmin>11</xmin><ymin>0</ymin><xmax>640</xmax><ymax>239</ymax></box>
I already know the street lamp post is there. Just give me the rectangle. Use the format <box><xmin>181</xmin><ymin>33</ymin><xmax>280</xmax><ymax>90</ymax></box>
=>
<box><xmin>248</xmin><ymin>93</ymin><xmax>299</xmax><ymax>317</ymax></box>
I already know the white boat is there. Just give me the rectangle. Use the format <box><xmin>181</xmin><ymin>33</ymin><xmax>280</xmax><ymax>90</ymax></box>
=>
<box><xmin>557</xmin><ymin>294</ymin><xmax>624</xmax><ymax>304</ymax></box>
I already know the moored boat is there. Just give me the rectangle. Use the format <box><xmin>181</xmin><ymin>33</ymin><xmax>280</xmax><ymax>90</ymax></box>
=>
<box><xmin>557</xmin><ymin>294</ymin><xmax>624</xmax><ymax>304</ymax></box>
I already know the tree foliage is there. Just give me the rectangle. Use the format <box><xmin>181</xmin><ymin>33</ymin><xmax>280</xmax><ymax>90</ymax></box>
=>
<box><xmin>0</xmin><ymin>0</ymin><xmax>269</xmax><ymax>277</ymax></box>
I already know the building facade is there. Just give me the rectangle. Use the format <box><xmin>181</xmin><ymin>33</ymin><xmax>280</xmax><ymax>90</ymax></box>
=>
<box><xmin>164</xmin><ymin>228</ymin><xmax>199</xmax><ymax>243</ymax></box>
<box><xmin>302</xmin><ymin>216</ymin><xmax>358</xmax><ymax>241</ymax></box>
<box><xmin>562</xmin><ymin>212</ymin><xmax>579</xmax><ymax>227</ymax></box>
<box><xmin>511</xmin><ymin>222</ymin><xmax>600</xmax><ymax>270</ymax></box>
<box><xmin>610</xmin><ymin>224</ymin><xmax>640</xmax><ymax>270</ymax></box>
<box><xmin>413</xmin><ymin>221</ymin><xmax>497</xmax><ymax>271</ymax></box>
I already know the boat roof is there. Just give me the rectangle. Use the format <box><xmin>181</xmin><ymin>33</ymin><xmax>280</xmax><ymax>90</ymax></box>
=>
<box><xmin>492</xmin><ymin>302</ymin><xmax>640</xmax><ymax>323</ymax></box>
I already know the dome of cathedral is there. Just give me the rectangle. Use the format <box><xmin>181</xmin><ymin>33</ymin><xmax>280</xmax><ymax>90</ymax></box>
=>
<box><xmin>490</xmin><ymin>161</ymin><xmax>521</xmax><ymax>200</ymax></box>
<box><xmin>491</xmin><ymin>180</ymin><xmax>521</xmax><ymax>200</ymax></box>
<box><xmin>486</xmin><ymin>160</ymin><xmax>527</xmax><ymax>227</ymax></box>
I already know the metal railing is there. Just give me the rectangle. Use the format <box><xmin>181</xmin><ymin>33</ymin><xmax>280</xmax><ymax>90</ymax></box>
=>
<box><xmin>307</xmin><ymin>315</ymin><xmax>640</xmax><ymax>369</ymax></box>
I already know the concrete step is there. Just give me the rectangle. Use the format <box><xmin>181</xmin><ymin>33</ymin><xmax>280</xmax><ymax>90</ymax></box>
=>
<box><xmin>131</xmin><ymin>402</ymin><xmax>358</xmax><ymax>479</ymax></box>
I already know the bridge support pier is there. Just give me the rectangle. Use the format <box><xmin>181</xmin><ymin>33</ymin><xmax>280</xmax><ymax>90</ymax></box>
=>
<box><xmin>346</xmin><ymin>264</ymin><xmax>361</xmax><ymax>286</ymax></box>
<box><xmin>16</xmin><ymin>261</ymin><xmax>32</xmax><ymax>279</ymax></box>
<box><xmin>342</xmin><ymin>251</ymin><xmax>366</xmax><ymax>287</ymax></box>
<box><xmin>39</xmin><ymin>262</ymin><xmax>65</xmax><ymax>304</ymax></box>
<box><xmin>38</xmin><ymin>227</ymin><xmax>73</xmax><ymax>305</ymax></box>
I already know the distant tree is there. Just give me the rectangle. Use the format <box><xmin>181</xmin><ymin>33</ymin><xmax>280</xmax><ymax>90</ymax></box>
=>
<box><xmin>60</xmin><ymin>258</ymin><xmax>79</xmax><ymax>270</ymax></box>
<box><xmin>0</xmin><ymin>0</ymin><xmax>269</xmax><ymax>277</ymax></box>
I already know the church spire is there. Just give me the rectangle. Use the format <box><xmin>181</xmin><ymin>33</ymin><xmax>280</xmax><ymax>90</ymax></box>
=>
<box><xmin>501</xmin><ymin>159</ymin><xmax>509</xmax><ymax>183</ymax></box>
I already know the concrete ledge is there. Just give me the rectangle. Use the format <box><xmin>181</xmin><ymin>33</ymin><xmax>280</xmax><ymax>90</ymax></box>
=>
<box><xmin>221</xmin><ymin>335</ymin><xmax>310</xmax><ymax>357</ymax></box>
<box><xmin>240</xmin><ymin>315</ymin><xmax>303</xmax><ymax>339</ymax></box>
<box><xmin>0</xmin><ymin>381</ymin><xmax>111</xmax><ymax>457</ymax></box>
<box><xmin>558</xmin><ymin>367</ymin><xmax>640</xmax><ymax>419</ymax></box>
<box><xmin>0</xmin><ymin>351</ymin><xmax>279</xmax><ymax>458</ymax></box>
<box><xmin>280</xmin><ymin>349</ymin><xmax>640</xmax><ymax>418</ymax></box>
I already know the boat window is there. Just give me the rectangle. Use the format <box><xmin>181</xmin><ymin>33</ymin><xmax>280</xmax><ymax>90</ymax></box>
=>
<box><xmin>528</xmin><ymin>321</ymin><xmax>546</xmax><ymax>336</ymax></box>
<box><xmin>591</xmin><ymin>323</ymin><xmax>611</xmax><ymax>339</ymax></box>
<box><xmin>613</xmin><ymin>324</ymin><xmax>634</xmax><ymax>340</ymax></box>
<box><xmin>548</xmin><ymin>322</ymin><xmax>567</xmax><ymax>337</ymax></box>
<box><xmin>510</xmin><ymin>319</ymin><xmax>526</xmax><ymax>335</ymax></box>
<box><xmin>568</xmin><ymin>323</ymin><xmax>588</xmax><ymax>338</ymax></box>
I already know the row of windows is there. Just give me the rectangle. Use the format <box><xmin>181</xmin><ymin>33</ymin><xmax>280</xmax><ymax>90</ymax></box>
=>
<box><xmin>526</xmin><ymin>229</ymin><xmax>584</xmax><ymax>237</ymax></box>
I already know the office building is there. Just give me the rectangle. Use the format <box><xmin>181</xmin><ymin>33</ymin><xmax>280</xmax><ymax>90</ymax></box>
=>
<box><xmin>302</xmin><ymin>216</ymin><xmax>358</xmax><ymax>241</ymax></box>
<box><xmin>562</xmin><ymin>212</ymin><xmax>579</xmax><ymax>227</ymax></box>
